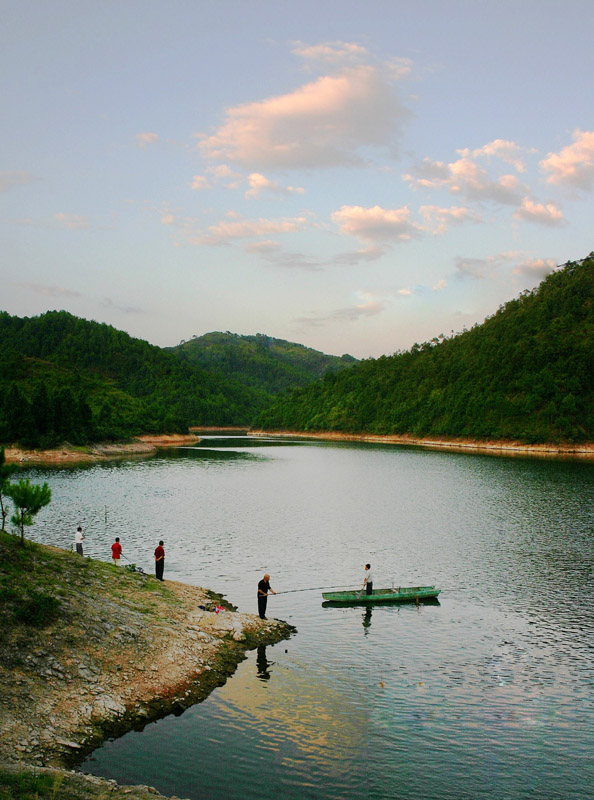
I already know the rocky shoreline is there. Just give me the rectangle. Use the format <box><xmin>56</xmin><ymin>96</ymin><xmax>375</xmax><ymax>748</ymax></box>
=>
<box><xmin>250</xmin><ymin>429</ymin><xmax>594</xmax><ymax>459</ymax></box>
<box><xmin>3</xmin><ymin>434</ymin><xmax>202</xmax><ymax>465</ymax></box>
<box><xmin>0</xmin><ymin>537</ymin><xmax>294</xmax><ymax>799</ymax></box>
<box><xmin>5</xmin><ymin>429</ymin><xmax>593</xmax><ymax>468</ymax></box>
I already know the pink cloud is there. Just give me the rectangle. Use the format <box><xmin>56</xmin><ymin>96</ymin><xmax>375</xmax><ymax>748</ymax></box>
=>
<box><xmin>404</xmin><ymin>148</ymin><xmax>527</xmax><ymax>206</ymax></box>
<box><xmin>0</xmin><ymin>171</ymin><xmax>38</xmax><ymax>191</ymax></box>
<box><xmin>136</xmin><ymin>132</ymin><xmax>160</xmax><ymax>147</ymax></box>
<box><xmin>419</xmin><ymin>204</ymin><xmax>482</xmax><ymax>234</ymax></box>
<box><xmin>467</xmin><ymin>139</ymin><xmax>529</xmax><ymax>172</ymax></box>
<box><xmin>332</xmin><ymin>204</ymin><xmax>421</xmax><ymax>242</ymax></box>
<box><xmin>513</xmin><ymin>198</ymin><xmax>565</xmax><ymax>226</ymax></box>
<box><xmin>194</xmin><ymin>215</ymin><xmax>308</xmax><ymax>245</ymax></box>
<box><xmin>540</xmin><ymin>129</ymin><xmax>594</xmax><ymax>189</ymax></box>
<box><xmin>199</xmin><ymin>65</ymin><xmax>410</xmax><ymax>169</ymax></box>
<box><xmin>54</xmin><ymin>212</ymin><xmax>92</xmax><ymax>230</ymax></box>
<box><xmin>246</xmin><ymin>173</ymin><xmax>305</xmax><ymax>198</ymax></box>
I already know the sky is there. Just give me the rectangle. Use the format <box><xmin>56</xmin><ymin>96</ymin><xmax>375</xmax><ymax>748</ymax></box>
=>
<box><xmin>2</xmin><ymin>0</ymin><xmax>594</xmax><ymax>359</ymax></box>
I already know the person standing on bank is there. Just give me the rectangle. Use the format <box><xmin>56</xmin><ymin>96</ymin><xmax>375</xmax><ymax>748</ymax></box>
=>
<box><xmin>363</xmin><ymin>563</ymin><xmax>374</xmax><ymax>596</ymax></box>
<box><xmin>257</xmin><ymin>573</ymin><xmax>276</xmax><ymax>619</ymax></box>
<box><xmin>111</xmin><ymin>537</ymin><xmax>122</xmax><ymax>566</ymax></box>
<box><xmin>154</xmin><ymin>540</ymin><xmax>165</xmax><ymax>581</ymax></box>
<box><xmin>74</xmin><ymin>526</ymin><xmax>84</xmax><ymax>556</ymax></box>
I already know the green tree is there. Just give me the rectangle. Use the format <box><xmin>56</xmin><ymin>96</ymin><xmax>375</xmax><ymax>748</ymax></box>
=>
<box><xmin>6</xmin><ymin>479</ymin><xmax>52</xmax><ymax>544</ymax></box>
<box><xmin>0</xmin><ymin>448</ymin><xmax>18</xmax><ymax>531</ymax></box>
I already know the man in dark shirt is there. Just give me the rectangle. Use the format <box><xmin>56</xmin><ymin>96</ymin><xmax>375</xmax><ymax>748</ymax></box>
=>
<box><xmin>257</xmin><ymin>573</ymin><xmax>276</xmax><ymax>619</ymax></box>
<box><xmin>154</xmin><ymin>540</ymin><xmax>165</xmax><ymax>581</ymax></box>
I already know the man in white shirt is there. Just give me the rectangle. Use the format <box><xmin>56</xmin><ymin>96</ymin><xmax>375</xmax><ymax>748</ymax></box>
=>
<box><xmin>74</xmin><ymin>526</ymin><xmax>84</xmax><ymax>556</ymax></box>
<box><xmin>363</xmin><ymin>563</ymin><xmax>374</xmax><ymax>596</ymax></box>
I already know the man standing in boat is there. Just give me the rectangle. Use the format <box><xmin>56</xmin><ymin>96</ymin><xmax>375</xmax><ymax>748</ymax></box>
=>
<box><xmin>257</xmin><ymin>573</ymin><xmax>276</xmax><ymax>619</ymax></box>
<box><xmin>363</xmin><ymin>563</ymin><xmax>374</xmax><ymax>596</ymax></box>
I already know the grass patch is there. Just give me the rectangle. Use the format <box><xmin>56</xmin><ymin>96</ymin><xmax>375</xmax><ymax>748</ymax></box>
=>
<box><xmin>0</xmin><ymin>768</ymin><xmax>61</xmax><ymax>799</ymax></box>
<box><xmin>14</xmin><ymin>589</ymin><xmax>60</xmax><ymax>627</ymax></box>
<box><xmin>0</xmin><ymin>533</ymin><xmax>62</xmax><ymax>628</ymax></box>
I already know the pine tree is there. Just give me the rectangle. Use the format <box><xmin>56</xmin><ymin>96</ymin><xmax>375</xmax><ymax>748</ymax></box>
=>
<box><xmin>6</xmin><ymin>478</ymin><xmax>52</xmax><ymax>543</ymax></box>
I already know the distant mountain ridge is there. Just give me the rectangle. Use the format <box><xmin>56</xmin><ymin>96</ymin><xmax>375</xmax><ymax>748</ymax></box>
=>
<box><xmin>255</xmin><ymin>254</ymin><xmax>594</xmax><ymax>444</ymax></box>
<box><xmin>169</xmin><ymin>331</ymin><xmax>357</xmax><ymax>395</ymax></box>
<box><xmin>0</xmin><ymin>312</ymin><xmax>356</xmax><ymax>447</ymax></box>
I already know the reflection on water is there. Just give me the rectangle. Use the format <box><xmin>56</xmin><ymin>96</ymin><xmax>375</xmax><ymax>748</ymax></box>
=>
<box><xmin>23</xmin><ymin>436</ymin><xmax>594</xmax><ymax>800</ymax></box>
<box><xmin>362</xmin><ymin>606</ymin><xmax>372</xmax><ymax>633</ymax></box>
<box><xmin>256</xmin><ymin>645</ymin><xmax>272</xmax><ymax>682</ymax></box>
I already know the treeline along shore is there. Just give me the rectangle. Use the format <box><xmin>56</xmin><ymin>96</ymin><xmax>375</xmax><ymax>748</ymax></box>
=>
<box><xmin>0</xmin><ymin>531</ymin><xmax>294</xmax><ymax>799</ymax></box>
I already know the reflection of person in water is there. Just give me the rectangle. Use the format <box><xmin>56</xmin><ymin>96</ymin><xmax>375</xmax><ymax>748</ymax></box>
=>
<box><xmin>256</xmin><ymin>645</ymin><xmax>271</xmax><ymax>681</ymax></box>
<box><xmin>362</xmin><ymin>607</ymin><xmax>372</xmax><ymax>634</ymax></box>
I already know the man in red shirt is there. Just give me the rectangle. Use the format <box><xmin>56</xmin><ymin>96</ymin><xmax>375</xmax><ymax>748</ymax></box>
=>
<box><xmin>154</xmin><ymin>540</ymin><xmax>165</xmax><ymax>581</ymax></box>
<box><xmin>111</xmin><ymin>537</ymin><xmax>122</xmax><ymax>566</ymax></box>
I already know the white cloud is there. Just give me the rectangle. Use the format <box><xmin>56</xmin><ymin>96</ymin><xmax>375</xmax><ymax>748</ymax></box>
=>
<box><xmin>54</xmin><ymin>212</ymin><xmax>92</xmax><ymax>230</ymax></box>
<box><xmin>540</xmin><ymin>129</ymin><xmax>594</xmax><ymax>189</ymax></box>
<box><xmin>16</xmin><ymin>282</ymin><xmax>81</xmax><ymax>298</ymax></box>
<box><xmin>199</xmin><ymin>64</ymin><xmax>410</xmax><ymax>169</ymax></box>
<box><xmin>191</xmin><ymin>175</ymin><xmax>210</xmax><ymax>190</ymax></box>
<box><xmin>0</xmin><ymin>171</ymin><xmax>38</xmax><ymax>191</ymax></box>
<box><xmin>384</xmin><ymin>57</ymin><xmax>413</xmax><ymax>80</ymax></box>
<box><xmin>404</xmin><ymin>154</ymin><xmax>526</xmax><ymax>206</ymax></box>
<box><xmin>102</xmin><ymin>298</ymin><xmax>143</xmax><ymax>313</ymax></box>
<box><xmin>329</xmin><ymin>245</ymin><xmax>386</xmax><ymax>266</ymax></box>
<box><xmin>296</xmin><ymin>289</ymin><xmax>388</xmax><ymax>327</ymax></box>
<box><xmin>513</xmin><ymin>198</ymin><xmax>565</xmax><ymax>226</ymax></box>
<box><xmin>292</xmin><ymin>40</ymin><xmax>368</xmax><ymax>63</ymax></box>
<box><xmin>454</xmin><ymin>251</ymin><xmax>519</xmax><ymax>280</ymax></box>
<box><xmin>245</xmin><ymin>172</ymin><xmax>305</xmax><ymax>199</ymax></box>
<box><xmin>245</xmin><ymin>240</ymin><xmax>281</xmax><ymax>254</ymax></box>
<box><xmin>466</xmin><ymin>139</ymin><xmax>530</xmax><ymax>172</ymax></box>
<box><xmin>136</xmin><ymin>132</ymin><xmax>160</xmax><ymax>147</ymax></box>
<box><xmin>245</xmin><ymin>240</ymin><xmax>385</xmax><ymax>271</ymax></box>
<box><xmin>419</xmin><ymin>204</ymin><xmax>482</xmax><ymax>234</ymax></box>
<box><xmin>334</xmin><ymin>290</ymin><xmax>385</xmax><ymax>318</ymax></box>
<box><xmin>512</xmin><ymin>258</ymin><xmax>557</xmax><ymax>279</ymax></box>
<box><xmin>332</xmin><ymin>204</ymin><xmax>422</xmax><ymax>242</ymax></box>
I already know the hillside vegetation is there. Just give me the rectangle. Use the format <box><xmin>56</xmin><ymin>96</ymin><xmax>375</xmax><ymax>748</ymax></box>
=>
<box><xmin>170</xmin><ymin>331</ymin><xmax>356</xmax><ymax>397</ymax></box>
<box><xmin>0</xmin><ymin>313</ymin><xmax>351</xmax><ymax>448</ymax></box>
<box><xmin>255</xmin><ymin>255</ymin><xmax>594</xmax><ymax>444</ymax></box>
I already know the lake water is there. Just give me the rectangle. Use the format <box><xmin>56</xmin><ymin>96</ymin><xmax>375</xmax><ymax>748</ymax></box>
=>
<box><xmin>23</xmin><ymin>435</ymin><xmax>594</xmax><ymax>799</ymax></box>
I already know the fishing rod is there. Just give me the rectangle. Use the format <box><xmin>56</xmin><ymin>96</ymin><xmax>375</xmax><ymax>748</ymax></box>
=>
<box><xmin>274</xmin><ymin>584</ymin><xmax>357</xmax><ymax>595</ymax></box>
<box><xmin>274</xmin><ymin>584</ymin><xmax>473</xmax><ymax>596</ymax></box>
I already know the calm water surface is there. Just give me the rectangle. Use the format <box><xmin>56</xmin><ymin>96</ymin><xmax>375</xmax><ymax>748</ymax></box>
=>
<box><xmin>24</xmin><ymin>436</ymin><xmax>594</xmax><ymax>799</ymax></box>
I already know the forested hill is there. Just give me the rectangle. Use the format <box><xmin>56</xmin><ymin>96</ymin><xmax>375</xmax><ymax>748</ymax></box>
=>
<box><xmin>169</xmin><ymin>331</ymin><xmax>357</xmax><ymax>395</ymax></box>
<box><xmin>255</xmin><ymin>254</ymin><xmax>594</xmax><ymax>444</ymax></box>
<box><xmin>0</xmin><ymin>311</ymin><xmax>268</xmax><ymax>447</ymax></box>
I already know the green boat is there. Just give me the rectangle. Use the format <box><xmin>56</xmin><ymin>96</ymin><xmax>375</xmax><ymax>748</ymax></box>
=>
<box><xmin>322</xmin><ymin>585</ymin><xmax>440</xmax><ymax>605</ymax></box>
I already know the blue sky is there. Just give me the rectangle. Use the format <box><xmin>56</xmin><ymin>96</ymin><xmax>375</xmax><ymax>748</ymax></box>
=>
<box><xmin>2</xmin><ymin>0</ymin><xmax>593</xmax><ymax>358</ymax></box>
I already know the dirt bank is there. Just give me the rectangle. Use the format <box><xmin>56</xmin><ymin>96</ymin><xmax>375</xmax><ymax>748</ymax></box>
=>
<box><xmin>250</xmin><ymin>429</ymin><xmax>594</xmax><ymax>459</ymax></box>
<box><xmin>4</xmin><ymin>434</ymin><xmax>202</xmax><ymax>465</ymax></box>
<box><xmin>0</xmin><ymin>535</ymin><xmax>293</xmax><ymax>798</ymax></box>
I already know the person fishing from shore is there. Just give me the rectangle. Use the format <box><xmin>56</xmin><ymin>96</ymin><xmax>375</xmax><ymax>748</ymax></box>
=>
<box><xmin>154</xmin><ymin>540</ymin><xmax>165</xmax><ymax>581</ymax></box>
<box><xmin>111</xmin><ymin>537</ymin><xmax>122</xmax><ymax>566</ymax></box>
<box><xmin>257</xmin><ymin>573</ymin><xmax>276</xmax><ymax>620</ymax></box>
<box><xmin>74</xmin><ymin>526</ymin><xmax>84</xmax><ymax>556</ymax></box>
<box><xmin>363</xmin><ymin>563</ymin><xmax>374</xmax><ymax>596</ymax></box>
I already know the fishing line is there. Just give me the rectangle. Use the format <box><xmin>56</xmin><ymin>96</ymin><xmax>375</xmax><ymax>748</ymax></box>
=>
<box><xmin>274</xmin><ymin>584</ymin><xmax>357</xmax><ymax>595</ymax></box>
